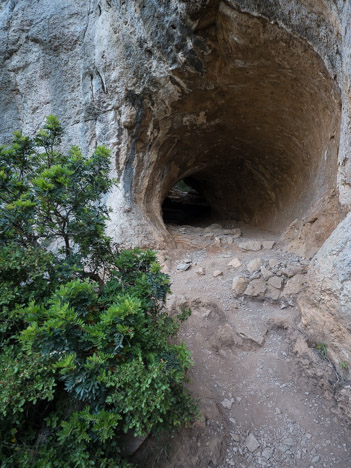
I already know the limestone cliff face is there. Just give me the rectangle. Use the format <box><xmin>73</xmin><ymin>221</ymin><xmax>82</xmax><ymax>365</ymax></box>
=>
<box><xmin>1</xmin><ymin>1</ymin><xmax>351</xmax><ymax>366</ymax></box>
<box><xmin>0</xmin><ymin>0</ymin><xmax>214</xmax><ymax>245</ymax></box>
<box><xmin>0</xmin><ymin>0</ymin><xmax>348</xmax><ymax>244</ymax></box>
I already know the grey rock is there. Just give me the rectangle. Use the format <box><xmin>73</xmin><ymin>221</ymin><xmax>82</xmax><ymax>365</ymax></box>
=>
<box><xmin>266</xmin><ymin>286</ymin><xmax>281</xmax><ymax>301</ymax></box>
<box><xmin>299</xmin><ymin>212</ymin><xmax>351</xmax><ymax>374</ymax></box>
<box><xmin>221</xmin><ymin>398</ymin><xmax>234</xmax><ymax>409</ymax></box>
<box><xmin>121</xmin><ymin>105</ymin><xmax>137</xmax><ymax>129</ymax></box>
<box><xmin>283</xmin><ymin>273</ymin><xmax>305</xmax><ymax>295</ymax></box>
<box><xmin>269</xmin><ymin>259</ymin><xmax>280</xmax><ymax>268</ymax></box>
<box><xmin>213</xmin><ymin>270</ymin><xmax>223</xmax><ymax>277</ymax></box>
<box><xmin>232</xmin><ymin>228</ymin><xmax>242</xmax><ymax>239</ymax></box>
<box><xmin>268</xmin><ymin>276</ymin><xmax>284</xmax><ymax>289</ymax></box>
<box><xmin>261</xmin><ymin>266</ymin><xmax>273</xmax><ymax>280</ymax></box>
<box><xmin>228</xmin><ymin>257</ymin><xmax>242</xmax><ymax>268</ymax></box>
<box><xmin>245</xmin><ymin>433</ymin><xmax>260</xmax><ymax>452</ymax></box>
<box><xmin>232</xmin><ymin>276</ymin><xmax>249</xmax><ymax>295</ymax></box>
<box><xmin>282</xmin><ymin>437</ymin><xmax>294</xmax><ymax>446</ymax></box>
<box><xmin>262</xmin><ymin>448</ymin><xmax>273</xmax><ymax>460</ymax></box>
<box><xmin>239</xmin><ymin>241</ymin><xmax>262</xmax><ymax>252</ymax></box>
<box><xmin>244</xmin><ymin>278</ymin><xmax>266</xmax><ymax>297</ymax></box>
<box><xmin>247</xmin><ymin>258</ymin><xmax>263</xmax><ymax>273</ymax></box>
<box><xmin>283</xmin><ymin>264</ymin><xmax>305</xmax><ymax>277</ymax></box>
<box><xmin>177</xmin><ymin>263</ymin><xmax>191</xmax><ymax>271</ymax></box>
<box><xmin>263</xmin><ymin>241</ymin><xmax>275</xmax><ymax>249</ymax></box>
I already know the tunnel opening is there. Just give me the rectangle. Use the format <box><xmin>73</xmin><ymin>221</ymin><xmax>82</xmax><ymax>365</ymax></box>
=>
<box><xmin>162</xmin><ymin>179</ymin><xmax>212</xmax><ymax>226</ymax></box>
<box><xmin>138</xmin><ymin>4</ymin><xmax>341</xmax><ymax>246</ymax></box>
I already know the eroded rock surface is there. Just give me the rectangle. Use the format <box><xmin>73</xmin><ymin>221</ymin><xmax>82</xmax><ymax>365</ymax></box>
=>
<box><xmin>299</xmin><ymin>212</ymin><xmax>351</xmax><ymax>379</ymax></box>
<box><xmin>2</xmin><ymin>0</ymin><xmax>351</xmax><ymax>463</ymax></box>
<box><xmin>0</xmin><ymin>0</ymin><xmax>349</xmax><ymax>248</ymax></box>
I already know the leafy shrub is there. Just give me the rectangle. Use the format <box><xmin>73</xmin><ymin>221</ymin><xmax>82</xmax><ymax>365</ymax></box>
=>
<box><xmin>0</xmin><ymin>116</ymin><xmax>197</xmax><ymax>466</ymax></box>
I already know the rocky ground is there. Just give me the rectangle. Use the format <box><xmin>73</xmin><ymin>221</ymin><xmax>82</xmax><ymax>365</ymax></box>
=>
<box><xmin>133</xmin><ymin>221</ymin><xmax>351</xmax><ymax>468</ymax></box>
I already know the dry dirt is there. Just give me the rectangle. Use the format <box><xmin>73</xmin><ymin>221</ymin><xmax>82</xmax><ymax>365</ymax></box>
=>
<box><xmin>133</xmin><ymin>222</ymin><xmax>351</xmax><ymax>468</ymax></box>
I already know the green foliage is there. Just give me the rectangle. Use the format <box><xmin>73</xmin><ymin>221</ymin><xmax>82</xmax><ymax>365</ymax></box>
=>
<box><xmin>316</xmin><ymin>343</ymin><xmax>328</xmax><ymax>359</ymax></box>
<box><xmin>0</xmin><ymin>116</ymin><xmax>114</xmax><ymax>270</ymax></box>
<box><xmin>340</xmin><ymin>360</ymin><xmax>349</xmax><ymax>370</ymax></box>
<box><xmin>173</xmin><ymin>179</ymin><xmax>191</xmax><ymax>192</ymax></box>
<box><xmin>0</xmin><ymin>117</ymin><xmax>197</xmax><ymax>466</ymax></box>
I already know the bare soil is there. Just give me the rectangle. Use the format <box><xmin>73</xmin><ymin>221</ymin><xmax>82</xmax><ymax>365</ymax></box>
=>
<box><xmin>134</xmin><ymin>222</ymin><xmax>351</xmax><ymax>468</ymax></box>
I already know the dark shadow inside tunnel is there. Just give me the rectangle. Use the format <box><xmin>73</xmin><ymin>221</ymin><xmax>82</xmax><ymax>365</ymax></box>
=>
<box><xmin>162</xmin><ymin>179</ymin><xmax>212</xmax><ymax>226</ymax></box>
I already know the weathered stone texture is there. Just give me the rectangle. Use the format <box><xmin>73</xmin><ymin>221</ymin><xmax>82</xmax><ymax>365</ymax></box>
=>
<box><xmin>1</xmin><ymin>2</ymin><xmax>351</xmax><ymax>366</ymax></box>
<box><xmin>0</xmin><ymin>0</ymin><xmax>349</xmax><ymax>248</ymax></box>
<box><xmin>2</xmin><ymin>0</ymin><xmax>351</xmax><ymax>424</ymax></box>
<box><xmin>299</xmin><ymin>212</ymin><xmax>351</xmax><ymax>376</ymax></box>
<box><xmin>0</xmin><ymin>0</ymin><xmax>210</xmax><ymax>246</ymax></box>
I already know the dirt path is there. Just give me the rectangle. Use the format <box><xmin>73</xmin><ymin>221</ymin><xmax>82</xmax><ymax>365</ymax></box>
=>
<box><xmin>137</xmin><ymin>222</ymin><xmax>351</xmax><ymax>467</ymax></box>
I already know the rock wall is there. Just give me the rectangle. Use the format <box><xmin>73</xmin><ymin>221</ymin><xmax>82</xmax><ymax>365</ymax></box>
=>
<box><xmin>299</xmin><ymin>212</ymin><xmax>351</xmax><ymax>379</ymax></box>
<box><xmin>0</xmin><ymin>0</ymin><xmax>349</xmax><ymax>246</ymax></box>
<box><xmin>1</xmin><ymin>0</ymin><xmax>351</xmax><ymax>372</ymax></box>
<box><xmin>0</xmin><ymin>0</ymin><xmax>212</xmax><ymax>246</ymax></box>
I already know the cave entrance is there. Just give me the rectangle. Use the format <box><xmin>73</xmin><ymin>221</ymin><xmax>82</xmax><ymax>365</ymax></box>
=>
<box><xmin>162</xmin><ymin>179</ymin><xmax>212</xmax><ymax>226</ymax></box>
<box><xmin>139</xmin><ymin>4</ymin><xmax>341</xmax><ymax>244</ymax></box>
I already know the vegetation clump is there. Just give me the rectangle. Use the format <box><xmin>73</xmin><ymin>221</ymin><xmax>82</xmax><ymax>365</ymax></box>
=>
<box><xmin>316</xmin><ymin>343</ymin><xmax>328</xmax><ymax>360</ymax></box>
<box><xmin>0</xmin><ymin>116</ymin><xmax>197</xmax><ymax>466</ymax></box>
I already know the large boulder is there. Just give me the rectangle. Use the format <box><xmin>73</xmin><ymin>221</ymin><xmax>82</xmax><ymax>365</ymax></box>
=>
<box><xmin>299</xmin><ymin>212</ymin><xmax>351</xmax><ymax>377</ymax></box>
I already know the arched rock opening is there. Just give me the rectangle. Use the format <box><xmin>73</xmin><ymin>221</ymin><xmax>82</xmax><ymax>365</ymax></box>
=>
<box><xmin>137</xmin><ymin>5</ymin><xmax>341</xmax><ymax>243</ymax></box>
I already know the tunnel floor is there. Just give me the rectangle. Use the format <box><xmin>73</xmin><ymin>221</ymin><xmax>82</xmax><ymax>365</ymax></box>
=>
<box><xmin>148</xmin><ymin>224</ymin><xmax>351</xmax><ymax>468</ymax></box>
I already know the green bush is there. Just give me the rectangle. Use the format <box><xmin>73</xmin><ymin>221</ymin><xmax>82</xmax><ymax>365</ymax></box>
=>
<box><xmin>0</xmin><ymin>116</ymin><xmax>197</xmax><ymax>466</ymax></box>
